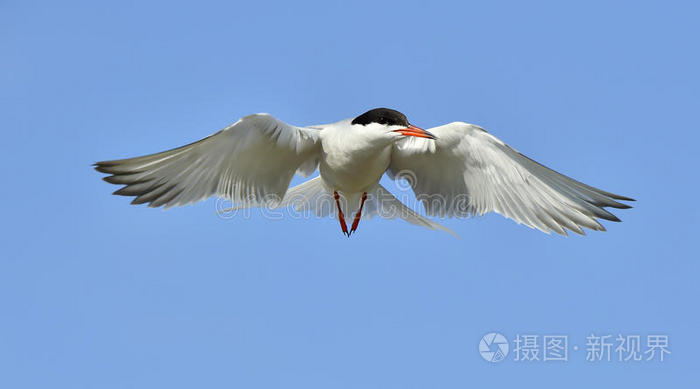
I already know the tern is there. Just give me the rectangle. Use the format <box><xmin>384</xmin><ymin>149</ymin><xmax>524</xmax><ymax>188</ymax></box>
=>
<box><xmin>95</xmin><ymin>108</ymin><xmax>633</xmax><ymax>237</ymax></box>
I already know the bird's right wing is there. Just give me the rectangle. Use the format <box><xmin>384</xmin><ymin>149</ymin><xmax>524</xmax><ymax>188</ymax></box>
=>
<box><xmin>388</xmin><ymin>122</ymin><xmax>634</xmax><ymax>235</ymax></box>
<box><xmin>95</xmin><ymin>113</ymin><xmax>321</xmax><ymax>208</ymax></box>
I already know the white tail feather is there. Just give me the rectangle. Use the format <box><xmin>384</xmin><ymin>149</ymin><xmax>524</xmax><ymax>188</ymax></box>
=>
<box><xmin>217</xmin><ymin>176</ymin><xmax>457</xmax><ymax>236</ymax></box>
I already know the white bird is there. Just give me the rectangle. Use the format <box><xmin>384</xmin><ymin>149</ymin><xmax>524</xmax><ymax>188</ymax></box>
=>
<box><xmin>95</xmin><ymin>108</ymin><xmax>633</xmax><ymax>237</ymax></box>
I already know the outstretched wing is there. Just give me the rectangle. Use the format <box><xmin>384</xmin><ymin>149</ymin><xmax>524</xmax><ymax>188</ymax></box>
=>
<box><xmin>388</xmin><ymin>122</ymin><xmax>634</xmax><ymax>235</ymax></box>
<box><xmin>95</xmin><ymin>113</ymin><xmax>322</xmax><ymax>208</ymax></box>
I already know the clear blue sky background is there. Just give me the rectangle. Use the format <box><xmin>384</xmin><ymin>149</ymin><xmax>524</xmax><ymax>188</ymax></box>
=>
<box><xmin>2</xmin><ymin>0</ymin><xmax>698</xmax><ymax>387</ymax></box>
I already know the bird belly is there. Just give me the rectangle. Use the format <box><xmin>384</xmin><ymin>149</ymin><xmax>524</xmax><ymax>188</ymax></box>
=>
<box><xmin>320</xmin><ymin>145</ymin><xmax>391</xmax><ymax>193</ymax></box>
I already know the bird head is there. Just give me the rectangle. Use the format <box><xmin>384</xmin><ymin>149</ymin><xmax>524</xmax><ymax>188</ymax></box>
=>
<box><xmin>351</xmin><ymin>108</ymin><xmax>436</xmax><ymax>140</ymax></box>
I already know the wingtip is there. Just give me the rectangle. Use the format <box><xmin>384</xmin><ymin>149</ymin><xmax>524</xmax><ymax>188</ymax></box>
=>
<box><xmin>606</xmin><ymin>214</ymin><xmax>622</xmax><ymax>222</ymax></box>
<box><xmin>614</xmin><ymin>202</ymin><xmax>634</xmax><ymax>210</ymax></box>
<box><xmin>94</xmin><ymin>163</ymin><xmax>113</xmax><ymax>174</ymax></box>
<box><xmin>102</xmin><ymin>175</ymin><xmax>119</xmax><ymax>184</ymax></box>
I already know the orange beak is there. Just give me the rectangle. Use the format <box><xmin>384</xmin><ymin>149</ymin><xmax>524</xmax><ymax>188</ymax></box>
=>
<box><xmin>393</xmin><ymin>124</ymin><xmax>437</xmax><ymax>139</ymax></box>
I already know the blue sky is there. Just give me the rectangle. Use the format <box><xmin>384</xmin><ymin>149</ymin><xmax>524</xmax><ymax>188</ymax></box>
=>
<box><xmin>1</xmin><ymin>0</ymin><xmax>698</xmax><ymax>387</ymax></box>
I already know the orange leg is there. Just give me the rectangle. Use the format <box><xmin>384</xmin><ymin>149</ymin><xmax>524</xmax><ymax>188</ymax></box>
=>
<box><xmin>349</xmin><ymin>192</ymin><xmax>368</xmax><ymax>236</ymax></box>
<box><xmin>334</xmin><ymin>191</ymin><xmax>349</xmax><ymax>237</ymax></box>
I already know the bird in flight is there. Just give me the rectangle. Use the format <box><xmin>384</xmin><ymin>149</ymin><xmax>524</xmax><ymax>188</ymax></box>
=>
<box><xmin>95</xmin><ymin>108</ymin><xmax>633</xmax><ymax>237</ymax></box>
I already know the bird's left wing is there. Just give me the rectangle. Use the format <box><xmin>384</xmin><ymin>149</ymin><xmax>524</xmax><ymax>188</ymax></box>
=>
<box><xmin>95</xmin><ymin>113</ymin><xmax>321</xmax><ymax>208</ymax></box>
<box><xmin>388</xmin><ymin>122</ymin><xmax>634</xmax><ymax>235</ymax></box>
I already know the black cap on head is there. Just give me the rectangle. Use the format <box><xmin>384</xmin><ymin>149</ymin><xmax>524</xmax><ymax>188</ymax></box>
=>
<box><xmin>351</xmin><ymin>108</ymin><xmax>409</xmax><ymax>127</ymax></box>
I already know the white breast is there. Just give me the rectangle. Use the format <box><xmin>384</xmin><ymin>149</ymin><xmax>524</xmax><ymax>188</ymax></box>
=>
<box><xmin>318</xmin><ymin>121</ymin><xmax>394</xmax><ymax>193</ymax></box>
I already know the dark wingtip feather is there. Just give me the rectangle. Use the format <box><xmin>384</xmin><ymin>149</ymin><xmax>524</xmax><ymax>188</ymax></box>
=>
<box><xmin>608</xmin><ymin>201</ymin><xmax>633</xmax><ymax>210</ymax></box>
<box><xmin>102</xmin><ymin>175</ymin><xmax>120</xmax><ymax>184</ymax></box>
<box><xmin>612</xmin><ymin>195</ymin><xmax>635</xmax><ymax>202</ymax></box>
<box><xmin>605</xmin><ymin>213</ymin><xmax>622</xmax><ymax>222</ymax></box>
<box><xmin>94</xmin><ymin>159</ymin><xmax>121</xmax><ymax>167</ymax></box>
<box><xmin>94</xmin><ymin>163</ymin><xmax>116</xmax><ymax>174</ymax></box>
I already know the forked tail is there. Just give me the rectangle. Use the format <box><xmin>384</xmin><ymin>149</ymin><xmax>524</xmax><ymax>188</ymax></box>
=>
<box><xmin>218</xmin><ymin>176</ymin><xmax>457</xmax><ymax>237</ymax></box>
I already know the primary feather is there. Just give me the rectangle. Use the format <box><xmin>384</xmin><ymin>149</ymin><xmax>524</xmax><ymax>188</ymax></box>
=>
<box><xmin>389</xmin><ymin>122</ymin><xmax>634</xmax><ymax>235</ymax></box>
<box><xmin>95</xmin><ymin>114</ymin><xmax>321</xmax><ymax>208</ymax></box>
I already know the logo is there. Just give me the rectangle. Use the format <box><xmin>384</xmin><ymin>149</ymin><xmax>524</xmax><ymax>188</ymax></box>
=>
<box><xmin>479</xmin><ymin>332</ymin><xmax>509</xmax><ymax>363</ymax></box>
